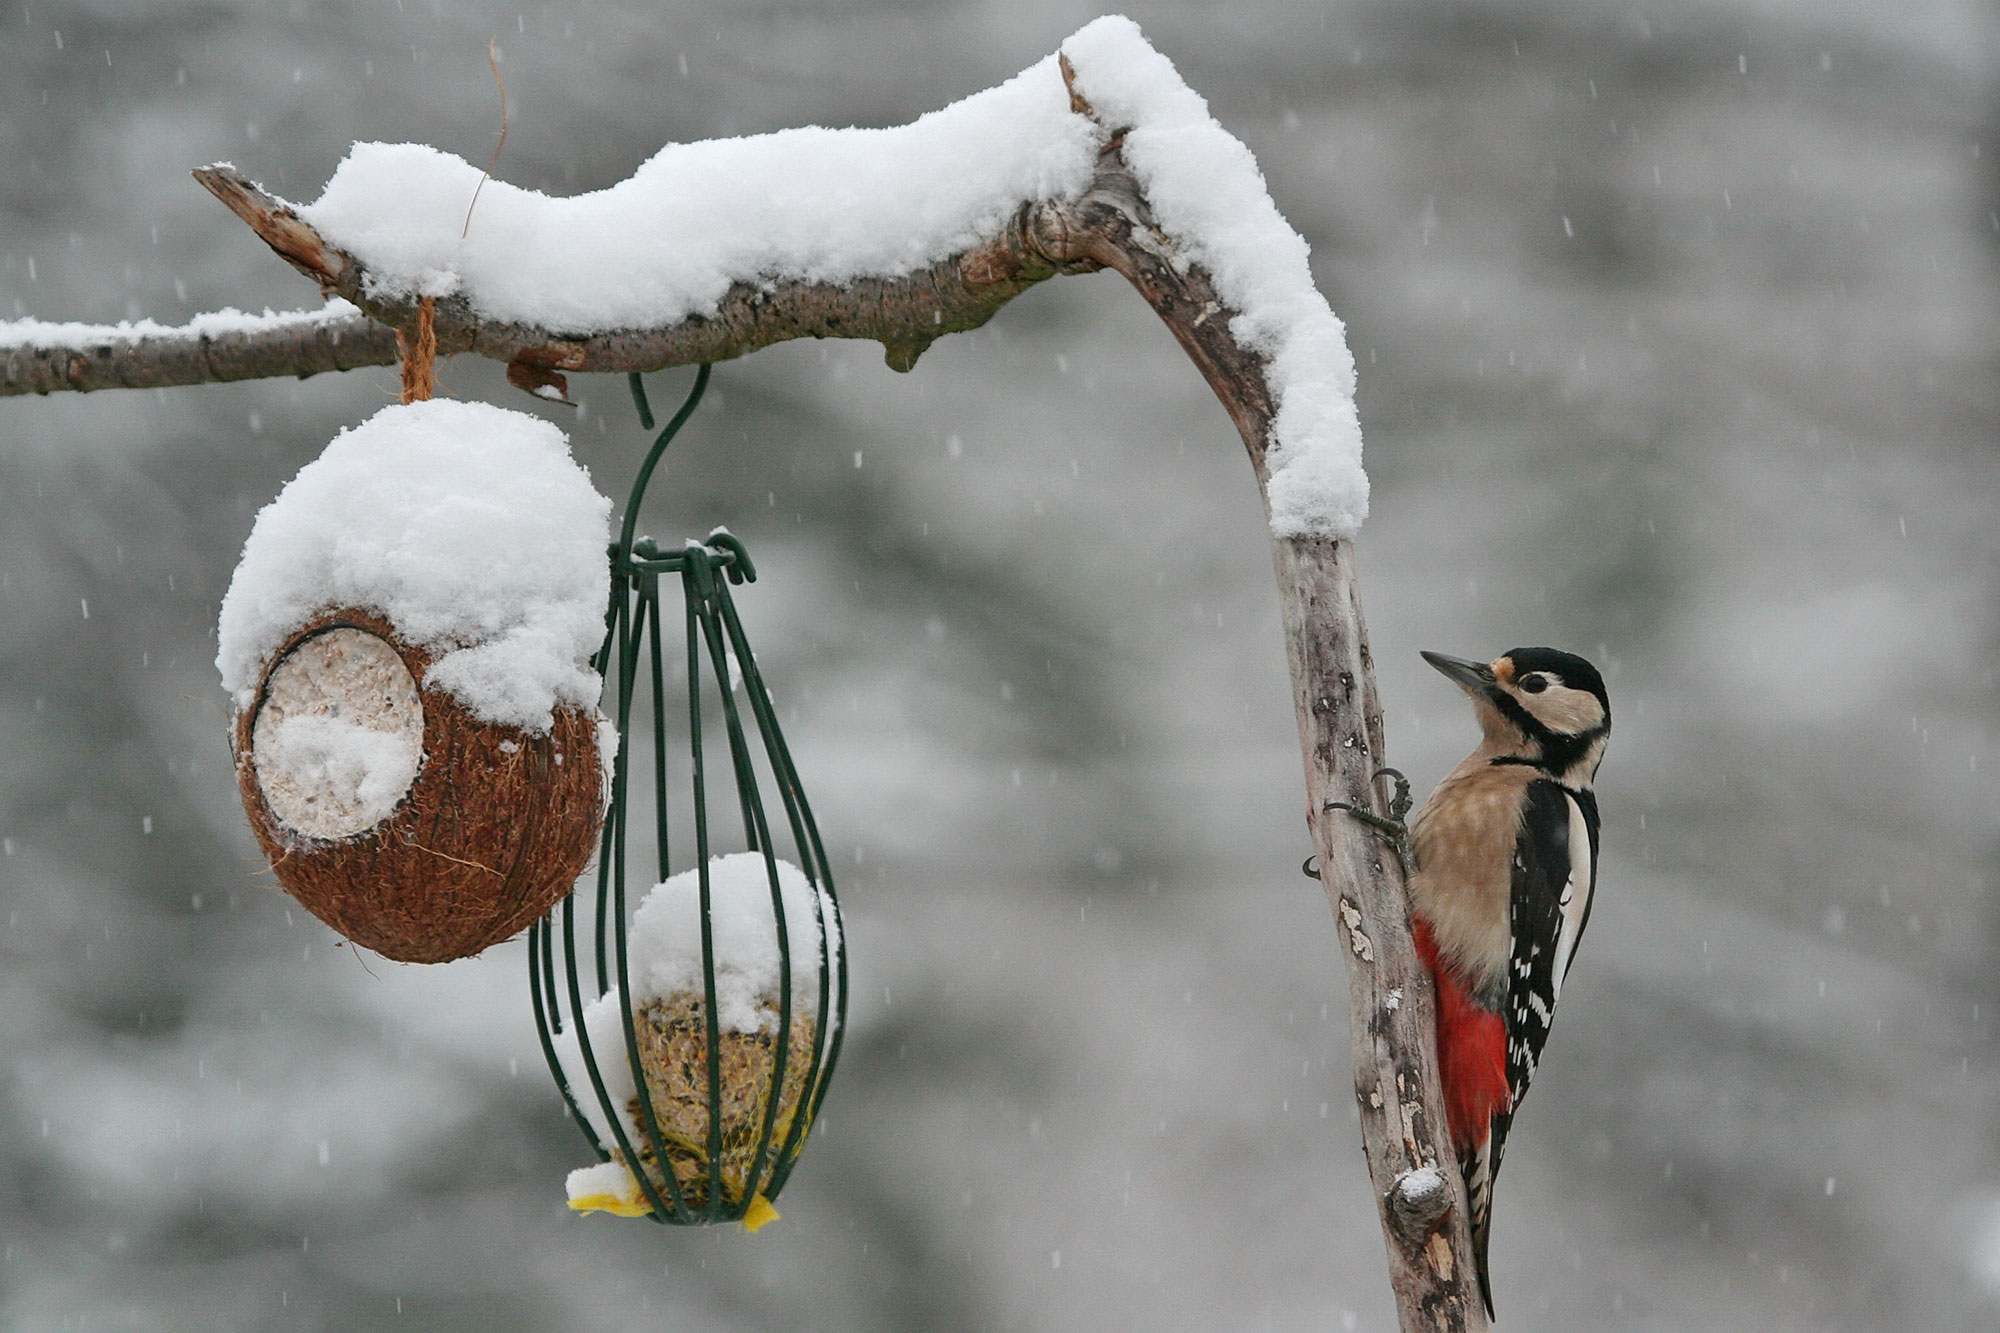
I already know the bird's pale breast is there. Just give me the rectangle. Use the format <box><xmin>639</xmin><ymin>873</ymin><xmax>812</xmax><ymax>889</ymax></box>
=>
<box><xmin>1410</xmin><ymin>758</ymin><xmax>1537</xmax><ymax>1002</ymax></box>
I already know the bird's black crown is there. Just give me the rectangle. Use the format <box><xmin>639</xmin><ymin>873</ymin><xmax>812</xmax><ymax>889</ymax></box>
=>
<box><xmin>1504</xmin><ymin>647</ymin><xmax>1609</xmax><ymax>710</ymax></box>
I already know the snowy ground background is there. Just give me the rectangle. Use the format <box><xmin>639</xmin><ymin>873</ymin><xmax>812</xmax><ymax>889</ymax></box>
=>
<box><xmin>3</xmin><ymin>1</ymin><xmax>1998</xmax><ymax>1329</ymax></box>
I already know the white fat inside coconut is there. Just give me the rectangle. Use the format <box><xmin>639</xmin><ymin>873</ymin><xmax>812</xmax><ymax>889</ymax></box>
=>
<box><xmin>252</xmin><ymin>628</ymin><xmax>424</xmax><ymax>839</ymax></box>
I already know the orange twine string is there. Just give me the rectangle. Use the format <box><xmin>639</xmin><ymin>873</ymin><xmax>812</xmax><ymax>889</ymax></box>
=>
<box><xmin>398</xmin><ymin>296</ymin><xmax>437</xmax><ymax>404</ymax></box>
<box><xmin>396</xmin><ymin>39</ymin><xmax>504</xmax><ymax>407</ymax></box>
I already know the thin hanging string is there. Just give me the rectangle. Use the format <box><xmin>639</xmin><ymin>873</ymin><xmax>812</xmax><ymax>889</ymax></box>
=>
<box><xmin>462</xmin><ymin>39</ymin><xmax>509</xmax><ymax>239</ymax></box>
<box><xmin>398</xmin><ymin>296</ymin><xmax>437</xmax><ymax>403</ymax></box>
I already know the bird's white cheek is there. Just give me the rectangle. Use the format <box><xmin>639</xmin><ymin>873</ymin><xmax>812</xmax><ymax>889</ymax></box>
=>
<box><xmin>1526</xmin><ymin>688</ymin><xmax>1602</xmax><ymax>735</ymax></box>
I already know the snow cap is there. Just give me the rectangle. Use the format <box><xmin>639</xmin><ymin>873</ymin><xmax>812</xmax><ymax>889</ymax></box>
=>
<box><xmin>295</xmin><ymin>17</ymin><xmax>1366</xmax><ymax>538</ymax></box>
<box><xmin>1062</xmin><ymin>16</ymin><xmax>1368</xmax><ymax>537</ymax></box>
<box><xmin>216</xmin><ymin>398</ymin><xmax>612</xmax><ymax>733</ymax></box>
<box><xmin>300</xmin><ymin>57</ymin><xmax>1100</xmax><ymax>334</ymax></box>
<box><xmin>551</xmin><ymin>853</ymin><xmax>840</xmax><ymax>1151</ymax></box>
<box><xmin>626</xmin><ymin>852</ymin><xmax>841</xmax><ymax>1035</ymax></box>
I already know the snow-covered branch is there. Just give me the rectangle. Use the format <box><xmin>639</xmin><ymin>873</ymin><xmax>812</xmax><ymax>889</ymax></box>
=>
<box><xmin>186</xmin><ymin>159</ymin><xmax>1100</xmax><ymax>395</ymax></box>
<box><xmin>0</xmin><ymin>302</ymin><xmax>396</xmax><ymax>396</ymax></box>
<box><xmin>6</xmin><ymin>20</ymin><xmax>1366</xmax><ymax>542</ymax></box>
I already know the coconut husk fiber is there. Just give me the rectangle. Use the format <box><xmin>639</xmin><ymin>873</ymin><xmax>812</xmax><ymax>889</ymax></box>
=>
<box><xmin>232</xmin><ymin>607</ymin><xmax>603</xmax><ymax>963</ymax></box>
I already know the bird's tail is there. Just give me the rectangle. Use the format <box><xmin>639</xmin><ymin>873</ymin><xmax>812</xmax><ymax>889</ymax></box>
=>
<box><xmin>1471</xmin><ymin>1206</ymin><xmax>1496</xmax><ymax>1320</ymax></box>
<box><xmin>1462</xmin><ymin>1133</ymin><xmax>1500</xmax><ymax>1319</ymax></box>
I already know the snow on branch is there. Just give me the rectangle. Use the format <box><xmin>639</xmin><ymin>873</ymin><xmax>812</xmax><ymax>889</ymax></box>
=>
<box><xmin>0</xmin><ymin>16</ymin><xmax>1364</xmax><ymax>539</ymax></box>
<box><xmin>0</xmin><ymin>301</ymin><xmax>396</xmax><ymax>396</ymax></box>
<box><xmin>189</xmin><ymin>158</ymin><xmax>1089</xmax><ymax>396</ymax></box>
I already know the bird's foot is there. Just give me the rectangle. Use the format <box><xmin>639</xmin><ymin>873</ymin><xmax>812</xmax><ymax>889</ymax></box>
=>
<box><xmin>1323</xmin><ymin>768</ymin><xmax>1417</xmax><ymax>880</ymax></box>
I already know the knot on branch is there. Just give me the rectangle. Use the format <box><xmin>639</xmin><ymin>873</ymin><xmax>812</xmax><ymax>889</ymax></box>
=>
<box><xmin>878</xmin><ymin>339</ymin><xmax>927</xmax><ymax>374</ymax></box>
<box><xmin>1386</xmin><ymin>1165</ymin><xmax>1453</xmax><ymax>1246</ymax></box>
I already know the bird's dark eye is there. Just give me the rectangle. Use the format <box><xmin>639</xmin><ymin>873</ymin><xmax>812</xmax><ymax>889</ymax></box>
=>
<box><xmin>1519</xmin><ymin>674</ymin><xmax>1548</xmax><ymax>694</ymax></box>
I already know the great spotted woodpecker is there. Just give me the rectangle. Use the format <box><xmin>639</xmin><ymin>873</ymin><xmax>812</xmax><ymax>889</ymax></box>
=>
<box><xmin>1334</xmin><ymin>648</ymin><xmax>1609</xmax><ymax>1319</ymax></box>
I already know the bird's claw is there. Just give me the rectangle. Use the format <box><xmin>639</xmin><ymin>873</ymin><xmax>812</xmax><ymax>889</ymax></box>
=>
<box><xmin>1324</xmin><ymin>768</ymin><xmax>1418</xmax><ymax>880</ymax></box>
<box><xmin>1373</xmin><ymin>767</ymin><xmax>1413</xmax><ymax>824</ymax></box>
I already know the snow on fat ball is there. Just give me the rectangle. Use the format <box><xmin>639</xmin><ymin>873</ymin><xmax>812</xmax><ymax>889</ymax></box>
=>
<box><xmin>628</xmin><ymin>852</ymin><xmax>842</xmax><ymax>1034</ymax></box>
<box><xmin>554</xmin><ymin>854</ymin><xmax>841</xmax><ymax>1223</ymax></box>
<box><xmin>216</xmin><ymin>398</ymin><xmax>612</xmax><ymax>733</ymax></box>
<box><xmin>294</xmin><ymin>15</ymin><xmax>1366</xmax><ymax>539</ymax></box>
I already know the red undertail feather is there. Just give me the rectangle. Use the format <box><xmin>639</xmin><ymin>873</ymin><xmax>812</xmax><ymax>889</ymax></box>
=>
<box><xmin>1414</xmin><ymin>919</ymin><xmax>1511</xmax><ymax>1156</ymax></box>
<box><xmin>1416</xmin><ymin>917</ymin><xmax>1509</xmax><ymax>1317</ymax></box>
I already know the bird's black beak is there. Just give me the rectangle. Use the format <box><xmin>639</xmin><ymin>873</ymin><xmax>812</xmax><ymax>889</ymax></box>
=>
<box><xmin>1420</xmin><ymin>651</ymin><xmax>1496</xmax><ymax>696</ymax></box>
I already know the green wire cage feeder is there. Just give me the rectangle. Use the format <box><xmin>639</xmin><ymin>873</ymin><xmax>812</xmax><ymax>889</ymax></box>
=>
<box><xmin>532</xmin><ymin>366</ymin><xmax>848</xmax><ymax>1230</ymax></box>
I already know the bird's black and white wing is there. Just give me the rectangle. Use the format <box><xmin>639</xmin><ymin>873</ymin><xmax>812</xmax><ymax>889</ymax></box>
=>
<box><xmin>1505</xmin><ymin>780</ymin><xmax>1600</xmax><ymax>1110</ymax></box>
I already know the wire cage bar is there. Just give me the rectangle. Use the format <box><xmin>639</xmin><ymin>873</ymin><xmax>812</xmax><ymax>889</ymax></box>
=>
<box><xmin>530</xmin><ymin>366</ymin><xmax>848</xmax><ymax>1226</ymax></box>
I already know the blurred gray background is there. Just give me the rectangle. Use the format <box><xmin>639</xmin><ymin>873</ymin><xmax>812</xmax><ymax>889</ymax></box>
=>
<box><xmin>3</xmin><ymin>1</ymin><xmax>1997</xmax><ymax>1328</ymax></box>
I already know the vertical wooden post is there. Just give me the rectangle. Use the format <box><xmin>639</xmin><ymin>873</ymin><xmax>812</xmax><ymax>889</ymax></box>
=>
<box><xmin>1276</xmin><ymin>539</ymin><xmax>1481</xmax><ymax>1332</ymax></box>
<box><xmin>1043</xmin><ymin>141</ymin><xmax>1487</xmax><ymax>1329</ymax></box>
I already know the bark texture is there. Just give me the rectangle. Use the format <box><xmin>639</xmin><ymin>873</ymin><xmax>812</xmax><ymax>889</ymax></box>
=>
<box><xmin>1278</xmin><ymin>539</ymin><xmax>1479</xmax><ymax>1331</ymax></box>
<box><xmin>0</xmin><ymin>308</ymin><xmax>396</xmax><ymax>396</ymax></box>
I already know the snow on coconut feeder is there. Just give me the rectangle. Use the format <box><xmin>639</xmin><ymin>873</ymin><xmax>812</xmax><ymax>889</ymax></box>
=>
<box><xmin>537</xmin><ymin>368</ymin><xmax>846</xmax><ymax>1231</ymax></box>
<box><xmin>217</xmin><ymin>397</ymin><xmax>612</xmax><ymax>963</ymax></box>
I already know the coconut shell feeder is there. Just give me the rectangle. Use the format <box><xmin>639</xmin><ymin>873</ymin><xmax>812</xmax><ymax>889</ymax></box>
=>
<box><xmin>232</xmin><ymin>607</ymin><xmax>604</xmax><ymax>963</ymax></box>
<box><xmin>533</xmin><ymin>366</ymin><xmax>847</xmax><ymax>1231</ymax></box>
<box><xmin>217</xmin><ymin>363</ymin><xmax>616</xmax><ymax>964</ymax></box>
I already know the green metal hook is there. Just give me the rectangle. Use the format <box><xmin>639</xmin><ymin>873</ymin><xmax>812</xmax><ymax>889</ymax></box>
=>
<box><xmin>616</xmin><ymin>364</ymin><xmax>711</xmax><ymax>562</ymax></box>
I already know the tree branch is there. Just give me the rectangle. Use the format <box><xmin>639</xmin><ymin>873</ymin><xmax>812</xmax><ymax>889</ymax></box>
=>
<box><xmin>1048</xmin><ymin>53</ymin><xmax>1478</xmax><ymax>1323</ymax></box>
<box><xmin>183</xmin><ymin>163</ymin><xmax>1104</xmax><ymax>401</ymax></box>
<box><xmin>0</xmin><ymin>159</ymin><xmax>1103</xmax><ymax>401</ymax></box>
<box><xmin>0</xmin><ymin>304</ymin><xmax>397</xmax><ymax>396</ymax></box>
<box><xmin>1279</xmin><ymin>539</ymin><xmax>1480</xmax><ymax>1331</ymax></box>
<box><xmin>1042</xmin><ymin>90</ymin><xmax>1483</xmax><ymax>1329</ymax></box>
<box><xmin>0</xmin><ymin>46</ymin><xmax>1485</xmax><ymax>1329</ymax></box>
